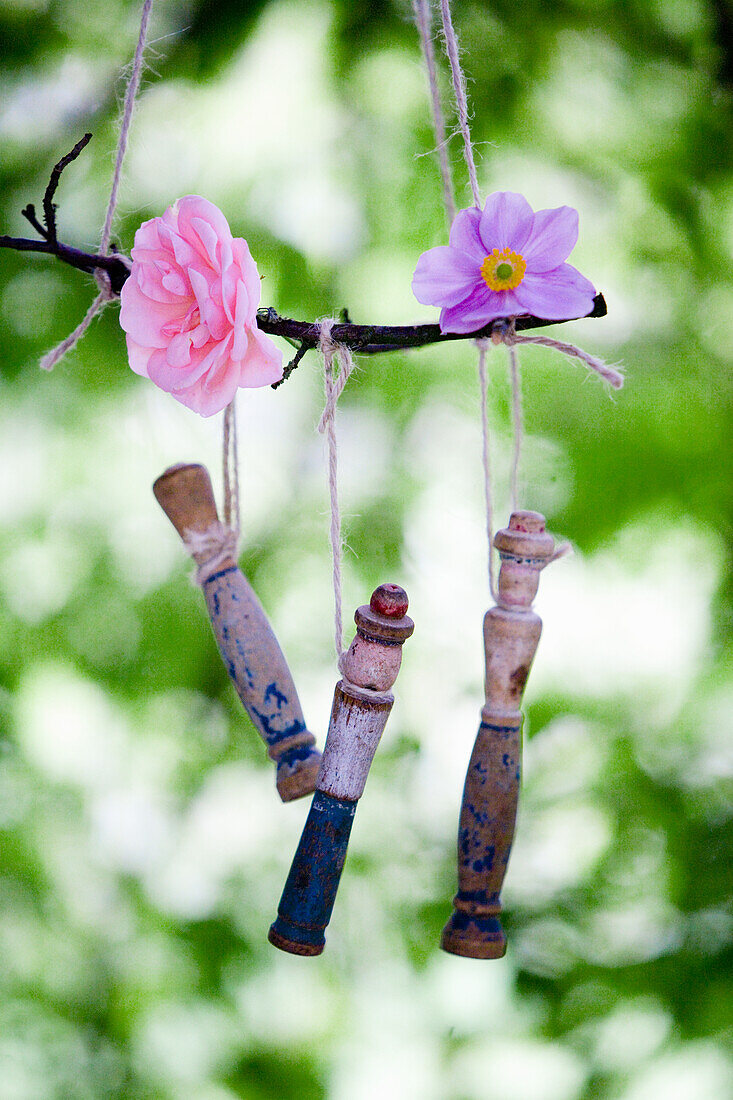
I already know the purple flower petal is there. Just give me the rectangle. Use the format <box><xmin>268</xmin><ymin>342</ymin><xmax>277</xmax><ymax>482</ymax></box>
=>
<box><xmin>512</xmin><ymin>263</ymin><xmax>596</xmax><ymax>320</ymax></box>
<box><xmin>448</xmin><ymin>206</ymin><xmax>485</xmax><ymax>262</ymax></box>
<box><xmin>479</xmin><ymin>192</ymin><xmax>535</xmax><ymax>253</ymax></box>
<box><xmin>412</xmin><ymin>246</ymin><xmax>481</xmax><ymax>307</ymax></box>
<box><xmin>523</xmin><ymin>206</ymin><xmax>578</xmax><ymax>273</ymax></box>
<box><xmin>439</xmin><ymin>284</ymin><xmax>525</xmax><ymax>333</ymax></box>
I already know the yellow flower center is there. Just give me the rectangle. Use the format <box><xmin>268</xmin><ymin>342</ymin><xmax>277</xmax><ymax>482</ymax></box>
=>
<box><xmin>480</xmin><ymin>248</ymin><xmax>527</xmax><ymax>291</ymax></box>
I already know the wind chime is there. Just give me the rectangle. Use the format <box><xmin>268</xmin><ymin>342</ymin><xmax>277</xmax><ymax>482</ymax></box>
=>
<box><xmin>0</xmin><ymin>0</ymin><xmax>623</xmax><ymax>958</ymax></box>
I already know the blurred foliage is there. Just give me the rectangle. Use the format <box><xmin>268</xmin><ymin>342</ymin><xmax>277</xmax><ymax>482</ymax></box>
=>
<box><xmin>0</xmin><ymin>1</ymin><xmax>731</xmax><ymax>1099</ymax></box>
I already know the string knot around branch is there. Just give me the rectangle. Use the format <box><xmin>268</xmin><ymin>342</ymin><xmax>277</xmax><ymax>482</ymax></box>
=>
<box><xmin>490</xmin><ymin>317</ymin><xmax>624</xmax><ymax>390</ymax></box>
<box><xmin>317</xmin><ymin>318</ymin><xmax>357</xmax><ymax>434</ymax></box>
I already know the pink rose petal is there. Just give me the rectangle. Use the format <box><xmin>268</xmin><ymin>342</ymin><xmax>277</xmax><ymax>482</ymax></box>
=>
<box><xmin>119</xmin><ymin>196</ymin><xmax>282</xmax><ymax>416</ymax></box>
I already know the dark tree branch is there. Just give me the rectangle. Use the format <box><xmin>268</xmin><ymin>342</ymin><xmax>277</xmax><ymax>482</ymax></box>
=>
<box><xmin>43</xmin><ymin>132</ymin><xmax>92</xmax><ymax>243</ymax></box>
<box><xmin>0</xmin><ymin>134</ymin><xmax>608</xmax><ymax>387</ymax></box>
<box><xmin>262</xmin><ymin>295</ymin><xmax>607</xmax><ymax>387</ymax></box>
<box><xmin>0</xmin><ymin>234</ymin><xmax>132</xmax><ymax>293</ymax></box>
<box><xmin>21</xmin><ymin>204</ymin><xmax>48</xmax><ymax>239</ymax></box>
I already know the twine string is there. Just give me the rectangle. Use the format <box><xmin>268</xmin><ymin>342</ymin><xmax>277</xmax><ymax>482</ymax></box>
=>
<box><xmin>439</xmin><ymin>0</ymin><xmax>526</xmax><ymax>509</ymax></box>
<box><xmin>40</xmin><ymin>0</ymin><xmax>153</xmax><ymax>371</ymax></box>
<box><xmin>184</xmin><ymin>522</ymin><xmax>239</xmax><ymax>586</ymax></box>
<box><xmin>493</xmin><ymin>321</ymin><xmax>624</xmax><ymax>390</ymax></box>
<box><xmin>476</xmin><ymin>340</ymin><xmax>498</xmax><ymax>601</ymax></box>
<box><xmin>507</xmin><ymin>341</ymin><xmax>524</xmax><ymax>512</ymax></box>
<box><xmin>430</xmin><ymin>0</ymin><xmax>503</xmax><ymax>595</ymax></box>
<box><xmin>412</xmin><ymin>0</ymin><xmax>456</xmax><ymax>224</ymax></box>
<box><xmin>222</xmin><ymin>396</ymin><xmax>240</xmax><ymax>546</ymax></box>
<box><xmin>99</xmin><ymin>0</ymin><xmax>153</xmax><ymax>255</ymax></box>
<box><xmin>40</xmin><ymin>276</ymin><xmax>115</xmax><ymax>371</ymax></box>
<box><xmin>438</xmin><ymin>0</ymin><xmax>481</xmax><ymax>208</ymax></box>
<box><xmin>318</xmin><ymin>319</ymin><xmax>356</xmax><ymax>667</ymax></box>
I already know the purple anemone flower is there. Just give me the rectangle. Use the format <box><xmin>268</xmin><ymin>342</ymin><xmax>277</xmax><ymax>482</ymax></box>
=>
<box><xmin>412</xmin><ymin>191</ymin><xmax>597</xmax><ymax>334</ymax></box>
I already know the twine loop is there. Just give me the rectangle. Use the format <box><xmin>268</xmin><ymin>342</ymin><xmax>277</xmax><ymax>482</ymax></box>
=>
<box><xmin>317</xmin><ymin>320</ymin><xmax>356</xmax><ymax>433</ymax></box>
<box><xmin>317</xmin><ymin>318</ymin><xmax>357</xmax><ymax>669</ymax></box>
<box><xmin>40</xmin><ymin>0</ymin><xmax>153</xmax><ymax>372</ymax></box>
<box><xmin>183</xmin><ymin>522</ymin><xmax>239</xmax><ymax>586</ymax></box>
<box><xmin>39</xmin><ymin>267</ymin><xmax>121</xmax><ymax>372</ymax></box>
<box><xmin>490</xmin><ymin>318</ymin><xmax>624</xmax><ymax>390</ymax></box>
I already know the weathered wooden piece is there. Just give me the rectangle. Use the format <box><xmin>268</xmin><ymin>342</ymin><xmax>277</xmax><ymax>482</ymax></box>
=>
<box><xmin>268</xmin><ymin>583</ymin><xmax>414</xmax><ymax>955</ymax></box>
<box><xmin>441</xmin><ymin>511</ymin><xmax>554</xmax><ymax>959</ymax></box>
<box><xmin>153</xmin><ymin>463</ymin><xmax>321</xmax><ymax>802</ymax></box>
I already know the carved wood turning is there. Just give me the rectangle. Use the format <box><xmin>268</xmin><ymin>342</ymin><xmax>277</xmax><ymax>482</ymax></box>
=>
<box><xmin>269</xmin><ymin>583</ymin><xmax>414</xmax><ymax>955</ymax></box>
<box><xmin>153</xmin><ymin>463</ymin><xmax>321</xmax><ymax>802</ymax></box>
<box><xmin>441</xmin><ymin>510</ymin><xmax>554</xmax><ymax>959</ymax></box>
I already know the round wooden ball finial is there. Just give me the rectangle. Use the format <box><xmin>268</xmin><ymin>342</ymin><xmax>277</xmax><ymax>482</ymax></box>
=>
<box><xmin>370</xmin><ymin>583</ymin><xmax>409</xmax><ymax>619</ymax></box>
<box><xmin>507</xmin><ymin>510</ymin><xmax>546</xmax><ymax>534</ymax></box>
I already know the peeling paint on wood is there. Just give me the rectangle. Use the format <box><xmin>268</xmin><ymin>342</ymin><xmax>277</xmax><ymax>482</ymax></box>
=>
<box><xmin>441</xmin><ymin>511</ymin><xmax>554</xmax><ymax>959</ymax></box>
<box><xmin>153</xmin><ymin>463</ymin><xmax>321</xmax><ymax>802</ymax></box>
<box><xmin>269</xmin><ymin>584</ymin><xmax>414</xmax><ymax>955</ymax></box>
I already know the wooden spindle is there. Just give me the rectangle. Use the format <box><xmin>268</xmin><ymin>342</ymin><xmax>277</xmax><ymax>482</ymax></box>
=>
<box><xmin>268</xmin><ymin>583</ymin><xmax>414</xmax><ymax>955</ymax></box>
<box><xmin>153</xmin><ymin>463</ymin><xmax>321</xmax><ymax>802</ymax></box>
<box><xmin>441</xmin><ymin>511</ymin><xmax>554</xmax><ymax>959</ymax></box>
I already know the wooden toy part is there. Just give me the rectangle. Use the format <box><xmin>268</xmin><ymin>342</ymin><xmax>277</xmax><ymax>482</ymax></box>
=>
<box><xmin>268</xmin><ymin>584</ymin><xmax>413</xmax><ymax>955</ymax></box>
<box><xmin>441</xmin><ymin>511</ymin><xmax>554</xmax><ymax>959</ymax></box>
<box><xmin>153</xmin><ymin>463</ymin><xmax>228</xmax><ymax>564</ymax></box>
<box><xmin>153</xmin><ymin>462</ymin><xmax>321</xmax><ymax>803</ymax></box>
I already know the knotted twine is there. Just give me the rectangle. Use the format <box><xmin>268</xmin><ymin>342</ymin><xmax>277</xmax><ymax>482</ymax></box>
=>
<box><xmin>317</xmin><ymin>319</ymin><xmax>357</xmax><ymax>667</ymax></box>
<box><xmin>177</xmin><ymin>397</ymin><xmax>241</xmax><ymax>585</ymax></box>
<box><xmin>40</xmin><ymin>0</ymin><xmax>154</xmax><ymax>372</ymax></box>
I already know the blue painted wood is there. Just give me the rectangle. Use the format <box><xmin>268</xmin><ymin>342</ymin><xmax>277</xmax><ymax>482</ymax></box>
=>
<box><xmin>441</xmin><ymin>718</ymin><xmax>522</xmax><ymax>958</ymax></box>
<box><xmin>268</xmin><ymin>790</ymin><xmax>357</xmax><ymax>955</ymax></box>
<box><xmin>201</xmin><ymin>564</ymin><xmax>321</xmax><ymax>800</ymax></box>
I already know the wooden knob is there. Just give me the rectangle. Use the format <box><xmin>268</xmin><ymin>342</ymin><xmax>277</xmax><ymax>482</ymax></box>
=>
<box><xmin>370</xmin><ymin>583</ymin><xmax>409</xmax><ymax>618</ymax></box>
<box><xmin>344</xmin><ymin>584</ymin><xmax>414</xmax><ymax>693</ymax></box>
<box><xmin>152</xmin><ymin>463</ymin><xmax>220</xmax><ymax>540</ymax></box>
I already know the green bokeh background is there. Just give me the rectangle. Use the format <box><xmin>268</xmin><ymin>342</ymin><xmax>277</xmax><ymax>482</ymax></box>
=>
<box><xmin>0</xmin><ymin>1</ymin><xmax>731</xmax><ymax>1098</ymax></box>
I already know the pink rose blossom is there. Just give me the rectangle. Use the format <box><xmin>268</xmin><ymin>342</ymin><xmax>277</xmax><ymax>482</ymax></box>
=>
<box><xmin>119</xmin><ymin>196</ymin><xmax>283</xmax><ymax>416</ymax></box>
<box><xmin>412</xmin><ymin>191</ymin><xmax>596</xmax><ymax>334</ymax></box>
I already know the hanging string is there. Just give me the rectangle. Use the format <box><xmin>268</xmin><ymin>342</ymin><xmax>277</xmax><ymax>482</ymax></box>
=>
<box><xmin>438</xmin><ymin>0</ymin><xmax>528</xmax><ymax>515</ymax></box>
<box><xmin>40</xmin><ymin>278</ymin><xmax>117</xmax><ymax>371</ymax></box>
<box><xmin>222</xmin><ymin>396</ymin><xmax>241</xmax><ymax>543</ymax></box>
<box><xmin>99</xmin><ymin>0</ymin><xmax>154</xmax><ymax>255</ymax></box>
<box><xmin>507</xmin><ymin>342</ymin><xmax>524</xmax><ymax>512</ymax></box>
<box><xmin>412</xmin><ymin>0</ymin><xmax>455</xmax><ymax>224</ymax></box>
<box><xmin>40</xmin><ymin>0</ymin><xmax>153</xmax><ymax>371</ymax></box>
<box><xmin>496</xmin><ymin>324</ymin><xmax>624</xmax><ymax>389</ymax></box>
<box><xmin>318</xmin><ymin>319</ymin><xmax>357</xmax><ymax>667</ymax></box>
<box><xmin>438</xmin><ymin>0</ymin><xmax>482</xmax><ymax>208</ymax></box>
<box><xmin>476</xmin><ymin>340</ymin><xmax>498</xmax><ymax>600</ymax></box>
<box><xmin>430</xmin><ymin>0</ymin><xmax>502</xmax><ymax>597</ymax></box>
